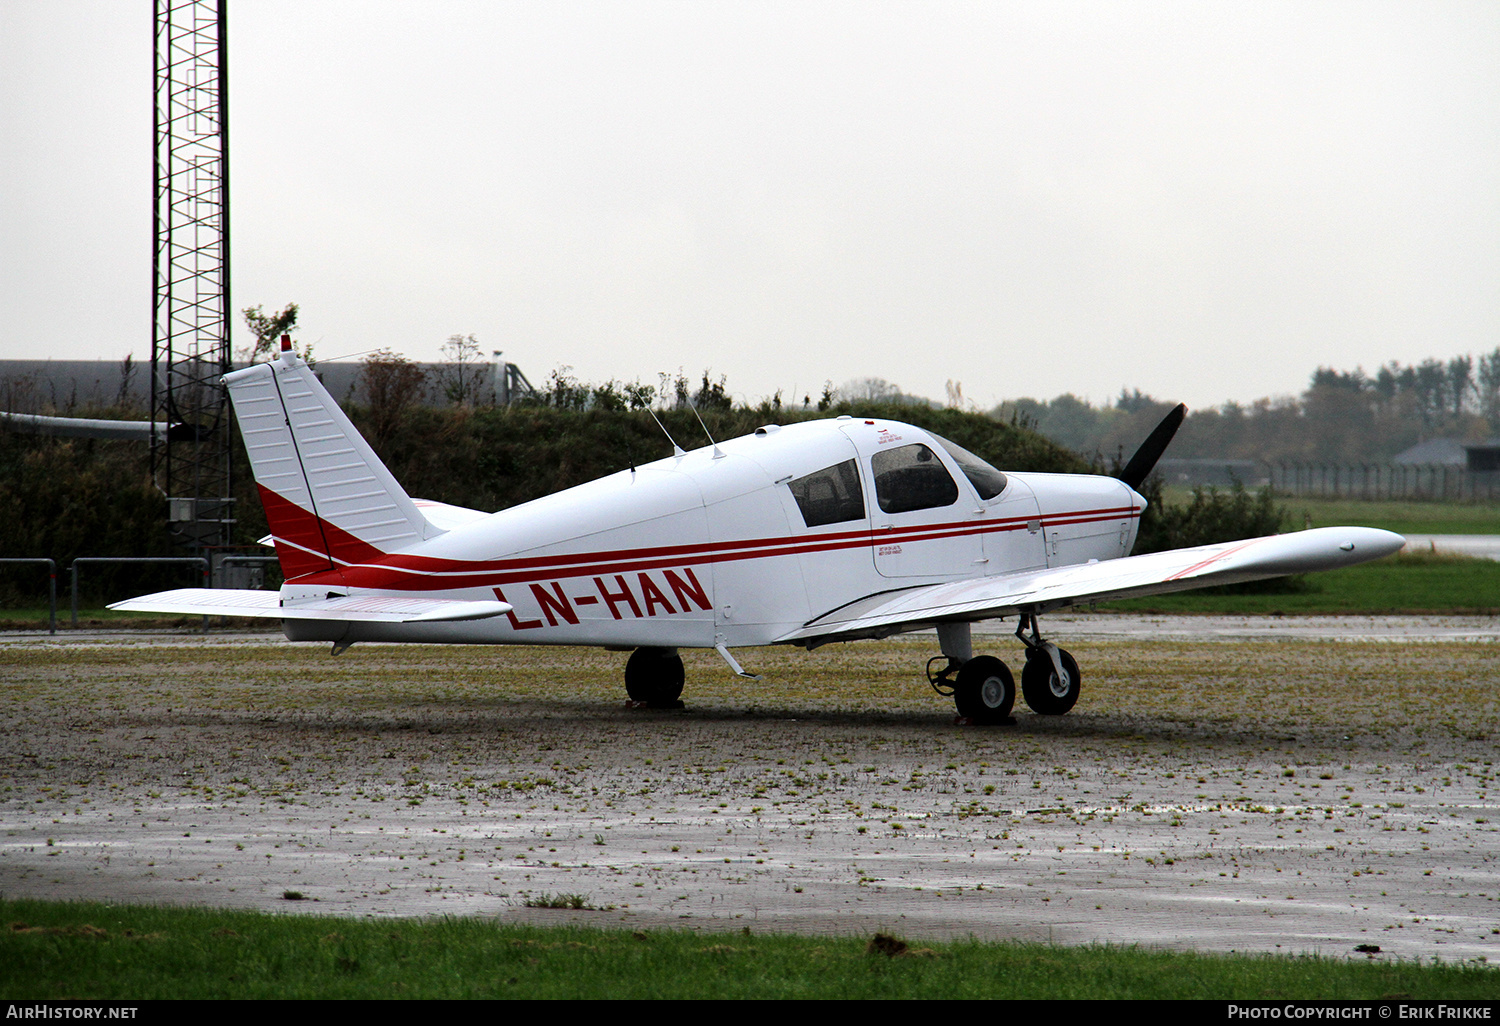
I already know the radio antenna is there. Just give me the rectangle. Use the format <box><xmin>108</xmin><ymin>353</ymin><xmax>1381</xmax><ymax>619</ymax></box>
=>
<box><xmin>688</xmin><ymin>400</ymin><xmax>725</xmax><ymax>459</ymax></box>
<box><xmin>647</xmin><ymin>407</ymin><xmax>685</xmax><ymax>457</ymax></box>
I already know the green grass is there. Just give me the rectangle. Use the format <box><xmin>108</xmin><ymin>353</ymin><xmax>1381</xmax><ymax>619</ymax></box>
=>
<box><xmin>2</xmin><ymin>899</ymin><xmax>1495</xmax><ymax>1000</ymax></box>
<box><xmin>1115</xmin><ymin>493</ymin><xmax>1500</xmax><ymax>613</ymax></box>
<box><xmin>1296</xmin><ymin>498</ymin><xmax>1494</xmax><ymax>537</ymax></box>
<box><xmin>1160</xmin><ymin>489</ymin><xmax>1500</xmax><ymax>536</ymax></box>
<box><xmin>1289</xmin><ymin>497</ymin><xmax>1500</xmax><ymax>536</ymax></box>
<box><xmin>1106</xmin><ymin>549</ymin><xmax>1500</xmax><ymax>615</ymax></box>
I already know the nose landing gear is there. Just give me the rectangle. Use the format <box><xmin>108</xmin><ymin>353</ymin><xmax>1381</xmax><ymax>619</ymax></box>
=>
<box><xmin>1015</xmin><ymin>613</ymin><xmax>1081</xmax><ymax>715</ymax></box>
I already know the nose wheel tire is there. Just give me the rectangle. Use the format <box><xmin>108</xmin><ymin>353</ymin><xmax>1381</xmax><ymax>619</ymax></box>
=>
<box><xmin>625</xmin><ymin>648</ymin><xmax>685</xmax><ymax>708</ymax></box>
<box><xmin>1021</xmin><ymin>647</ymin><xmax>1080</xmax><ymax>715</ymax></box>
<box><xmin>953</xmin><ymin>656</ymin><xmax>1015</xmax><ymax>724</ymax></box>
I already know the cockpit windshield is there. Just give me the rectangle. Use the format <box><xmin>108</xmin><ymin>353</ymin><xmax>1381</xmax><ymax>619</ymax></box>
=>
<box><xmin>931</xmin><ymin>435</ymin><xmax>1008</xmax><ymax>500</ymax></box>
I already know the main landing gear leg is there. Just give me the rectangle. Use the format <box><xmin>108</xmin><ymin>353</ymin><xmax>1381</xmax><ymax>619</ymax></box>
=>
<box><xmin>1015</xmin><ymin>612</ymin><xmax>1081</xmax><ymax>715</ymax></box>
<box><xmin>928</xmin><ymin>622</ymin><xmax>1015</xmax><ymax>725</ymax></box>
<box><xmin>624</xmin><ymin>647</ymin><xmax>685</xmax><ymax>709</ymax></box>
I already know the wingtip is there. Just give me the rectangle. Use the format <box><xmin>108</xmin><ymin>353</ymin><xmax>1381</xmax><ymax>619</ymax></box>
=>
<box><xmin>1309</xmin><ymin>526</ymin><xmax>1405</xmax><ymax>562</ymax></box>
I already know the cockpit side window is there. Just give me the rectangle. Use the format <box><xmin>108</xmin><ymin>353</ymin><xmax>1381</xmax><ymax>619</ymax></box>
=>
<box><xmin>871</xmin><ymin>443</ymin><xmax>960</xmax><ymax>514</ymax></box>
<box><xmin>931</xmin><ymin>435</ymin><xmax>1008</xmax><ymax>500</ymax></box>
<box><xmin>787</xmin><ymin>459</ymin><xmax>866</xmax><ymax>527</ymax></box>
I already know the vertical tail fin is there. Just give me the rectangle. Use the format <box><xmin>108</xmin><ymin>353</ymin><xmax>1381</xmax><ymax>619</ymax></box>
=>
<box><xmin>226</xmin><ymin>351</ymin><xmax>440</xmax><ymax>579</ymax></box>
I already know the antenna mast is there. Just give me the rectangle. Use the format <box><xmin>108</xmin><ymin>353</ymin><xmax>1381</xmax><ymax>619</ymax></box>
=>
<box><xmin>152</xmin><ymin>0</ymin><xmax>235</xmax><ymax>563</ymax></box>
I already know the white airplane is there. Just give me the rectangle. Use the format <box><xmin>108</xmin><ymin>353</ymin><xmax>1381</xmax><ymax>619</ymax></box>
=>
<box><xmin>114</xmin><ymin>344</ymin><xmax>1405</xmax><ymax>723</ymax></box>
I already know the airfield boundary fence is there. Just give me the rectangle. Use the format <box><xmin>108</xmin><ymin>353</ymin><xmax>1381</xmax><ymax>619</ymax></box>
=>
<box><xmin>2</xmin><ymin>553</ymin><xmax>285</xmax><ymax>633</ymax></box>
<box><xmin>70</xmin><ymin>557</ymin><xmax>208</xmax><ymax>629</ymax></box>
<box><xmin>0</xmin><ymin>558</ymin><xmax>57</xmax><ymax>633</ymax></box>
<box><xmin>1269</xmin><ymin>462</ymin><xmax>1500</xmax><ymax>502</ymax></box>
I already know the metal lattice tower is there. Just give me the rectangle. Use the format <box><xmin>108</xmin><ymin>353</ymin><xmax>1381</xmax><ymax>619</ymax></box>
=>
<box><xmin>152</xmin><ymin>0</ymin><xmax>234</xmax><ymax>556</ymax></box>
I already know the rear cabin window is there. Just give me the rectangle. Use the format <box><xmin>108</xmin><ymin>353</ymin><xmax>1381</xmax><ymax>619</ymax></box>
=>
<box><xmin>787</xmin><ymin>460</ymin><xmax>866</xmax><ymax>527</ymax></box>
<box><xmin>871</xmin><ymin>443</ymin><xmax>960</xmax><ymax>514</ymax></box>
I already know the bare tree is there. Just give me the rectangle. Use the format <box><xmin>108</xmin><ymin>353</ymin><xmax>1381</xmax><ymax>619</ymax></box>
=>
<box><xmin>436</xmin><ymin>333</ymin><xmax>487</xmax><ymax>406</ymax></box>
<box><xmin>360</xmin><ymin>349</ymin><xmax>428</xmax><ymax>448</ymax></box>
<box><xmin>1447</xmin><ymin>354</ymin><xmax>1474</xmax><ymax>421</ymax></box>
<box><xmin>116</xmin><ymin>353</ymin><xmax>138</xmax><ymax>409</ymax></box>
<box><xmin>838</xmin><ymin>377</ymin><xmax>902</xmax><ymax>402</ymax></box>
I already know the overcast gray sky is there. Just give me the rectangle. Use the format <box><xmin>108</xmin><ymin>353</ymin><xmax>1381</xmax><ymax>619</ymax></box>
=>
<box><xmin>2</xmin><ymin>1</ymin><xmax>1497</xmax><ymax>411</ymax></box>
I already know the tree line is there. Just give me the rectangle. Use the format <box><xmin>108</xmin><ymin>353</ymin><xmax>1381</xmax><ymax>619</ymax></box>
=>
<box><xmin>993</xmin><ymin>349</ymin><xmax>1500</xmax><ymax>465</ymax></box>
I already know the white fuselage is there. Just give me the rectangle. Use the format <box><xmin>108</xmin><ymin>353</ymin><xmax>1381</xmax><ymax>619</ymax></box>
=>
<box><xmin>280</xmin><ymin>416</ymin><xmax>1143</xmax><ymax>649</ymax></box>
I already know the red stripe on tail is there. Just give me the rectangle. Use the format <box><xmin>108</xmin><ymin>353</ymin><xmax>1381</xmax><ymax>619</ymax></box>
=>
<box><xmin>257</xmin><ymin>485</ymin><xmax>388</xmax><ymax>580</ymax></box>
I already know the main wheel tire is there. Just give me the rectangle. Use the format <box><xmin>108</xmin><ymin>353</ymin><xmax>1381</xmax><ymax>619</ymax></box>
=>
<box><xmin>1021</xmin><ymin>647</ymin><xmax>1081</xmax><ymax>715</ymax></box>
<box><xmin>624</xmin><ymin>648</ymin><xmax>685</xmax><ymax>708</ymax></box>
<box><xmin>953</xmin><ymin>656</ymin><xmax>1015</xmax><ymax>724</ymax></box>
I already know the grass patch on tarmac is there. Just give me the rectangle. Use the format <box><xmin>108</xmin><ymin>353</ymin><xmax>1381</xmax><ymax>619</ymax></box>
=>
<box><xmin>4</xmin><ymin>637</ymin><xmax>1499</xmax><ymax>729</ymax></box>
<box><xmin>2</xmin><ymin>898</ymin><xmax>1496</xmax><ymax>999</ymax></box>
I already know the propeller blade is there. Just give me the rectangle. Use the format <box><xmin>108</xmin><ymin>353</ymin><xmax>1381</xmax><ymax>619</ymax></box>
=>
<box><xmin>1117</xmin><ymin>403</ymin><xmax>1186</xmax><ymax>489</ymax></box>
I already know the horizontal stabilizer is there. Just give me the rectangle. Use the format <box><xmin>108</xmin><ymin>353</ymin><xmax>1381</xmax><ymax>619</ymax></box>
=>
<box><xmin>779</xmin><ymin>527</ymin><xmax>1405</xmax><ymax>646</ymax></box>
<box><xmin>109</xmin><ymin>589</ymin><xmax>512</xmax><ymax>623</ymax></box>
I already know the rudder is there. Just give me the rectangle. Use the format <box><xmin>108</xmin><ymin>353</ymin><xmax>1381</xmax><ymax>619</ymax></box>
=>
<box><xmin>226</xmin><ymin>350</ymin><xmax>440</xmax><ymax>580</ymax></box>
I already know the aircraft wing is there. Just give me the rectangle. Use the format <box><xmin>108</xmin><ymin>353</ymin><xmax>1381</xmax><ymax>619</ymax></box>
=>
<box><xmin>108</xmin><ymin>589</ymin><xmax>512</xmax><ymax>624</ymax></box>
<box><xmin>777</xmin><ymin>526</ymin><xmax>1405</xmax><ymax>647</ymax></box>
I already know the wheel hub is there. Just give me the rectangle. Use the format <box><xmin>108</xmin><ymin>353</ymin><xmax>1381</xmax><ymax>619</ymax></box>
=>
<box><xmin>1049</xmin><ymin>670</ymin><xmax>1071</xmax><ymax>698</ymax></box>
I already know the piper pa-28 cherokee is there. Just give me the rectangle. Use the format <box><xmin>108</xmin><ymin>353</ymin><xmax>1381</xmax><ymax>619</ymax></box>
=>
<box><xmin>115</xmin><ymin>344</ymin><xmax>1405</xmax><ymax>724</ymax></box>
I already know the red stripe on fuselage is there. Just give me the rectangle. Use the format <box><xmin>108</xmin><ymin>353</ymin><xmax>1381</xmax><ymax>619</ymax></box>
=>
<box><xmin>282</xmin><ymin>504</ymin><xmax>1142</xmax><ymax>591</ymax></box>
<box><xmin>326</xmin><ymin>504</ymin><xmax>1141</xmax><ymax>577</ymax></box>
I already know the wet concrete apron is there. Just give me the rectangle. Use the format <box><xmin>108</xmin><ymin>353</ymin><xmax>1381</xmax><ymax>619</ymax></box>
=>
<box><xmin>2</xmin><ymin>621</ymin><xmax>1497</xmax><ymax>962</ymax></box>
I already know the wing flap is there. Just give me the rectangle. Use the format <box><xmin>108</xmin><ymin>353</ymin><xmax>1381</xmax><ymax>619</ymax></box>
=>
<box><xmin>778</xmin><ymin>527</ymin><xmax>1404</xmax><ymax>645</ymax></box>
<box><xmin>109</xmin><ymin>589</ymin><xmax>512</xmax><ymax>623</ymax></box>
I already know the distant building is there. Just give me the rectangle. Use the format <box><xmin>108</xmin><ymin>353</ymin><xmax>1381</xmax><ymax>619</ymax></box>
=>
<box><xmin>1462</xmin><ymin>440</ymin><xmax>1500</xmax><ymax>474</ymax></box>
<box><xmin>1390</xmin><ymin>437</ymin><xmax>1500</xmax><ymax>473</ymax></box>
<box><xmin>0</xmin><ymin>358</ymin><xmax>531</xmax><ymax>412</ymax></box>
<box><xmin>1391</xmin><ymin>438</ymin><xmax>1467</xmax><ymax>466</ymax></box>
